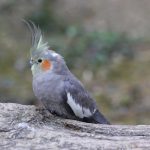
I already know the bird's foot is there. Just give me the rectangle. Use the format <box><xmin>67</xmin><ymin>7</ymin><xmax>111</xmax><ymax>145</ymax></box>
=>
<box><xmin>36</xmin><ymin>106</ymin><xmax>52</xmax><ymax>118</ymax></box>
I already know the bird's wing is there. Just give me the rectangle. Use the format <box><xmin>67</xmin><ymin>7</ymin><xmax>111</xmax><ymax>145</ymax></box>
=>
<box><xmin>63</xmin><ymin>76</ymin><xmax>97</xmax><ymax>119</ymax></box>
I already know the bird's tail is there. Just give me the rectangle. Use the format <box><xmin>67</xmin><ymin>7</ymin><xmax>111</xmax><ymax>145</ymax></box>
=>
<box><xmin>92</xmin><ymin>110</ymin><xmax>110</xmax><ymax>124</ymax></box>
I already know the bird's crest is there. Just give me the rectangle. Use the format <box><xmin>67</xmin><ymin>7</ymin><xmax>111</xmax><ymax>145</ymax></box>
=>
<box><xmin>24</xmin><ymin>20</ymin><xmax>49</xmax><ymax>57</ymax></box>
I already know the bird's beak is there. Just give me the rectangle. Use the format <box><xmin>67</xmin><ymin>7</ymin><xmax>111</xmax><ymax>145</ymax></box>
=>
<box><xmin>30</xmin><ymin>59</ymin><xmax>34</xmax><ymax>67</ymax></box>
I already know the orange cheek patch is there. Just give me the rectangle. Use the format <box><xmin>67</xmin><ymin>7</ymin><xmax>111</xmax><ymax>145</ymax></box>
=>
<box><xmin>41</xmin><ymin>60</ymin><xmax>52</xmax><ymax>71</ymax></box>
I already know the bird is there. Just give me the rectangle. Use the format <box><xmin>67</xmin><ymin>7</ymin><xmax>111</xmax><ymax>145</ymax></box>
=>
<box><xmin>27</xmin><ymin>22</ymin><xmax>110</xmax><ymax>124</ymax></box>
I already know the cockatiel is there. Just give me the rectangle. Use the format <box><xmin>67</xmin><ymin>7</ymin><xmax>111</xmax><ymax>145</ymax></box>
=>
<box><xmin>28</xmin><ymin>22</ymin><xmax>110</xmax><ymax>124</ymax></box>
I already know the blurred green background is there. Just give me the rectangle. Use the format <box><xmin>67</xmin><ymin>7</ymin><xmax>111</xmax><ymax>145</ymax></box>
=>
<box><xmin>0</xmin><ymin>0</ymin><xmax>150</xmax><ymax>124</ymax></box>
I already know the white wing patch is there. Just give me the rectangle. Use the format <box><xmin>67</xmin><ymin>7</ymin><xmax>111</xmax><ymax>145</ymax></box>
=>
<box><xmin>67</xmin><ymin>93</ymin><xmax>92</xmax><ymax>118</ymax></box>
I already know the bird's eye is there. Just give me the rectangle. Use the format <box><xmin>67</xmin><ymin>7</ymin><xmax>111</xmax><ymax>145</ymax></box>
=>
<box><xmin>38</xmin><ymin>59</ymin><xmax>42</xmax><ymax>63</ymax></box>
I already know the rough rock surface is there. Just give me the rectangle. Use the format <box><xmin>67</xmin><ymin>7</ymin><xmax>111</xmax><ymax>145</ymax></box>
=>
<box><xmin>0</xmin><ymin>103</ymin><xmax>150</xmax><ymax>150</ymax></box>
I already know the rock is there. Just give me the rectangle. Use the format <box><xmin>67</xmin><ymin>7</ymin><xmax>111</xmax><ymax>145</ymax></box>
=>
<box><xmin>0</xmin><ymin>103</ymin><xmax>150</xmax><ymax>150</ymax></box>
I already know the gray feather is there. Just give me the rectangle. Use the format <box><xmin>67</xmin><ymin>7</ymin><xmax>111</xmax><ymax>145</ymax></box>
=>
<box><xmin>64</xmin><ymin>73</ymin><xmax>110</xmax><ymax>124</ymax></box>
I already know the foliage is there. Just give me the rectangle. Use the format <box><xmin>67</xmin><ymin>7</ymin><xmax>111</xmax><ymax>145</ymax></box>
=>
<box><xmin>51</xmin><ymin>26</ymin><xmax>135</xmax><ymax>69</ymax></box>
<box><xmin>26</xmin><ymin>0</ymin><xmax>66</xmax><ymax>33</ymax></box>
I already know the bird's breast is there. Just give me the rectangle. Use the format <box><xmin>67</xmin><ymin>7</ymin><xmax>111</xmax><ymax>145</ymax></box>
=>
<box><xmin>32</xmin><ymin>73</ymin><xmax>64</xmax><ymax>103</ymax></box>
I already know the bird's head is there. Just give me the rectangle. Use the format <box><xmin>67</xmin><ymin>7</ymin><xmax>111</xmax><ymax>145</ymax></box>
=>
<box><xmin>27</xmin><ymin>22</ymin><xmax>67</xmax><ymax>77</ymax></box>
